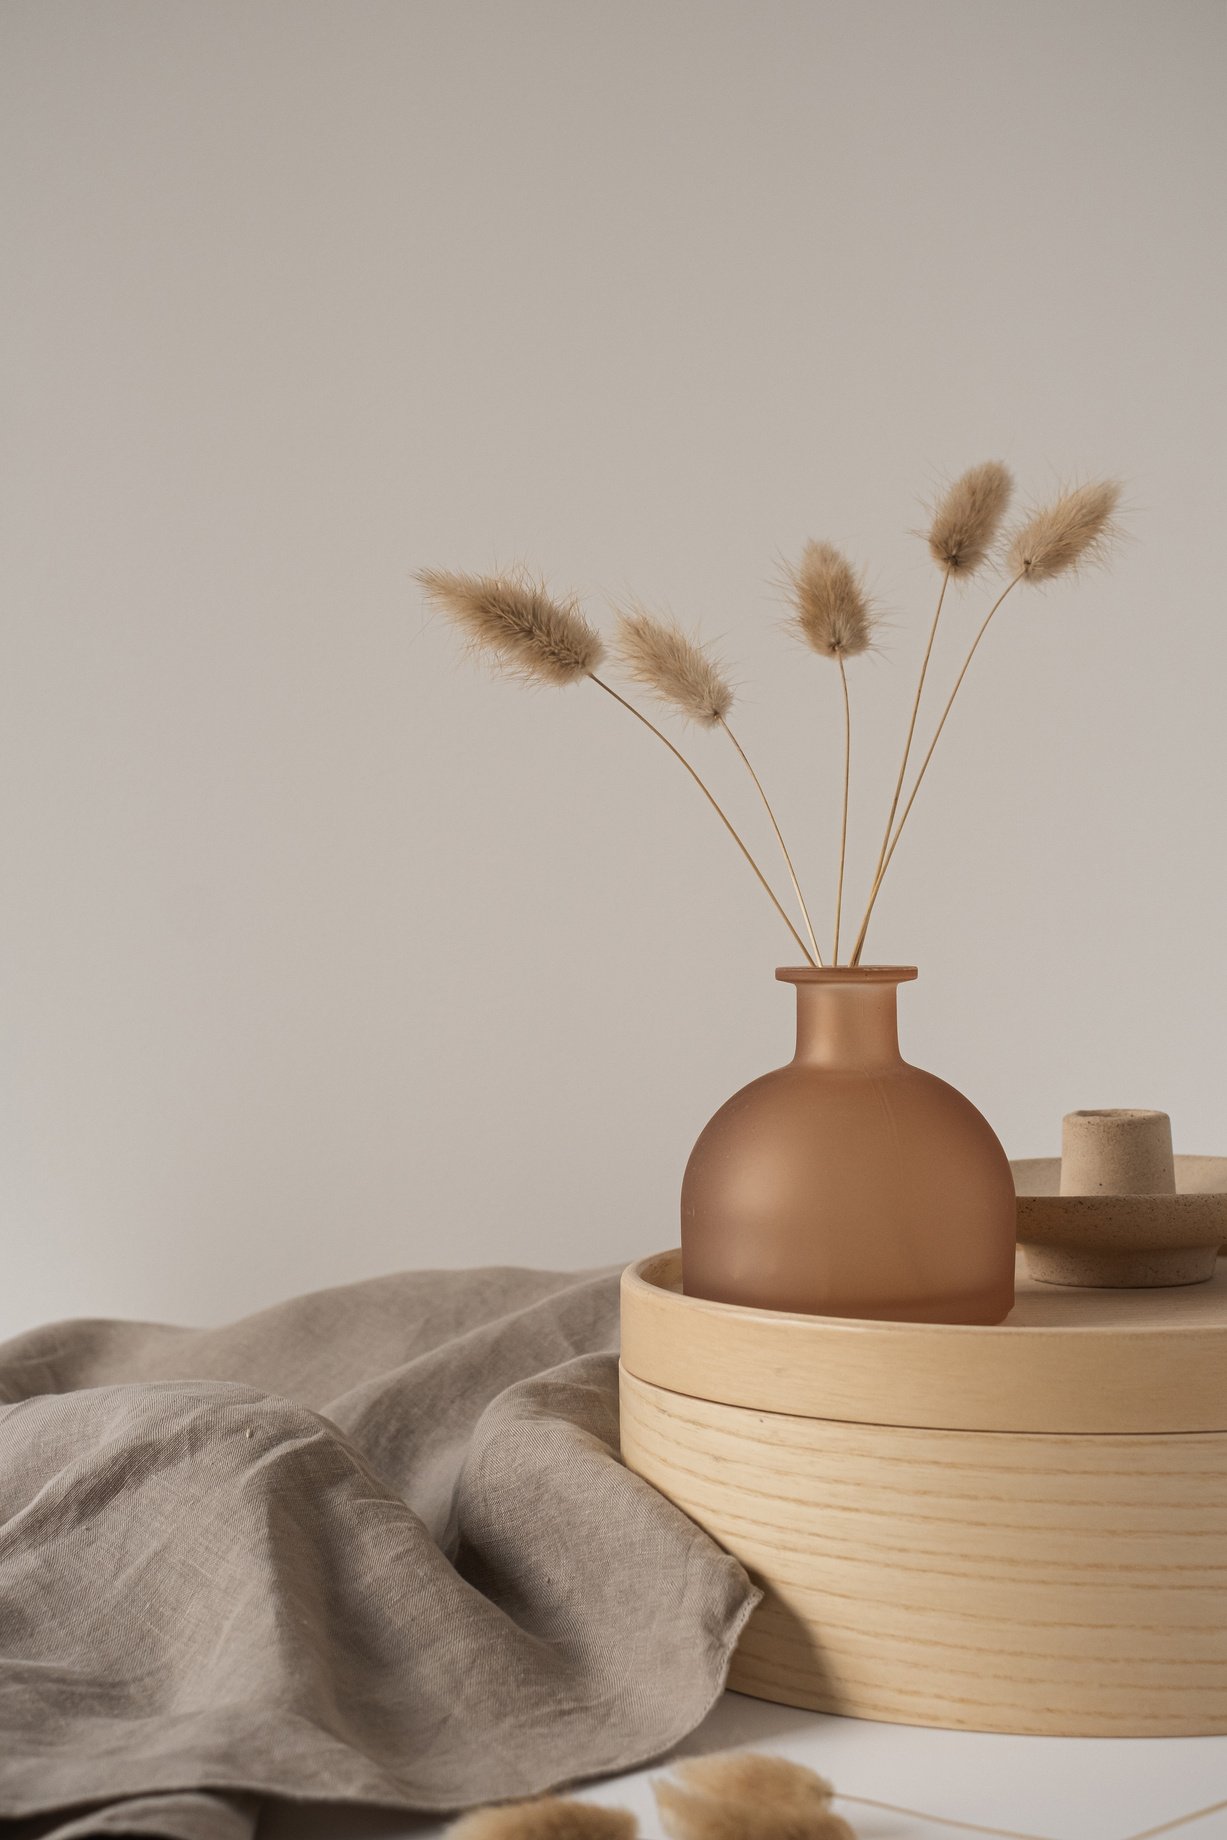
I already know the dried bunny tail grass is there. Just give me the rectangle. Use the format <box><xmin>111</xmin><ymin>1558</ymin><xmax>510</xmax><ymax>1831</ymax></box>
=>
<box><xmin>612</xmin><ymin>603</ymin><xmax>820</xmax><ymax>960</ymax></box>
<box><xmin>672</xmin><ymin>1753</ymin><xmax>841</xmax><ymax>1811</ymax></box>
<box><xmin>447</xmin><ymin>1798</ymin><xmax>637</xmax><ymax>1840</ymax></box>
<box><xmin>654</xmin><ymin>1752</ymin><xmax>855</xmax><ymax>1840</ymax></box>
<box><xmin>851</xmin><ymin>482</ymin><xmax>1122</xmax><ymax>963</ymax></box>
<box><xmin>927</xmin><ymin>461</ymin><xmax>1014</xmax><ymax>576</ymax></box>
<box><xmin>1006</xmin><ymin>480</ymin><xmax>1122</xmax><ymax>583</ymax></box>
<box><xmin>418</xmin><ymin>567</ymin><xmax>605</xmax><ymax>685</ymax></box>
<box><xmin>614</xmin><ymin>608</ymin><xmax>733</xmax><ymax>726</ymax></box>
<box><xmin>865</xmin><ymin>462</ymin><xmax>1013</xmax><ymax>937</ymax></box>
<box><xmin>785</xmin><ymin>541</ymin><xmax>876</xmax><ymax>959</ymax></box>
<box><xmin>654</xmin><ymin>1783</ymin><xmax>854</xmax><ymax>1840</ymax></box>
<box><xmin>787</xmin><ymin>542</ymin><xmax>876</xmax><ymax>659</ymax></box>
<box><xmin>422</xmin><ymin>567</ymin><xmax>819</xmax><ymax>963</ymax></box>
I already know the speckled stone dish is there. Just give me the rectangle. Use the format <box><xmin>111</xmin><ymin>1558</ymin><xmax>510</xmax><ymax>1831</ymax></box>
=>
<box><xmin>1012</xmin><ymin>1155</ymin><xmax>1227</xmax><ymax>1287</ymax></box>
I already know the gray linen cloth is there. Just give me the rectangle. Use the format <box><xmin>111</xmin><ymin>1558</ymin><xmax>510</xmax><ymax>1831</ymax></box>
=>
<box><xmin>0</xmin><ymin>1266</ymin><xmax>759</xmax><ymax>1840</ymax></box>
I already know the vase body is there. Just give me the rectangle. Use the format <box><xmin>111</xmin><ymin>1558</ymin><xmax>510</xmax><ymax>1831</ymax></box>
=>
<box><xmin>681</xmin><ymin>966</ymin><xmax>1016</xmax><ymax>1324</ymax></box>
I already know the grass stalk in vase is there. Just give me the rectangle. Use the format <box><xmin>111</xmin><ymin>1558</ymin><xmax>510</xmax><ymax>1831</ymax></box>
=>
<box><xmin>417</xmin><ymin>568</ymin><xmax>818</xmax><ymax>965</ymax></box>
<box><xmin>834</xmin><ymin>655</ymin><xmax>851</xmax><ymax>965</ymax></box>
<box><xmin>785</xmin><ymin>541</ymin><xmax>877</xmax><ymax>964</ymax></box>
<box><xmin>851</xmin><ymin>461</ymin><xmax>1014</xmax><ymax>963</ymax></box>
<box><xmin>849</xmin><ymin>479</ymin><xmax>1122</xmax><ymax>963</ymax></box>
<box><xmin>614</xmin><ymin>607</ymin><xmax>822</xmax><ymax>964</ymax></box>
<box><xmin>851</xmin><ymin>572</ymin><xmax>1025</xmax><ymax>960</ymax></box>
<box><xmin>717</xmin><ymin>719</ymin><xmax>820</xmax><ymax>962</ymax></box>
<box><xmin>420</xmin><ymin>468</ymin><xmax>1122</xmax><ymax>977</ymax></box>
<box><xmin>588</xmin><ymin>675</ymin><xmax>817</xmax><ymax>963</ymax></box>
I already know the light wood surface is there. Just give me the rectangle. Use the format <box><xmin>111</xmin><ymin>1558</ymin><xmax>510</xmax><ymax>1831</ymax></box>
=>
<box><xmin>619</xmin><ymin>1364</ymin><xmax>1227</xmax><ymax>1736</ymax></box>
<box><xmin>619</xmin><ymin>1245</ymin><xmax>1227</xmax><ymax>1735</ymax></box>
<box><xmin>621</xmin><ymin>1248</ymin><xmax>1227</xmax><ymax>1433</ymax></box>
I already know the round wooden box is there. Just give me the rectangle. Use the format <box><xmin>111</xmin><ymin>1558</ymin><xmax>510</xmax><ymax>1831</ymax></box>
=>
<box><xmin>619</xmin><ymin>1250</ymin><xmax>1227</xmax><ymax>1736</ymax></box>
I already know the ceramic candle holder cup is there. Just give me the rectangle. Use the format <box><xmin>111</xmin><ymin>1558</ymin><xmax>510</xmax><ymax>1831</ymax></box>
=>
<box><xmin>1060</xmin><ymin>1107</ymin><xmax>1176</xmax><ymax>1197</ymax></box>
<box><xmin>1014</xmin><ymin>1109</ymin><xmax>1227</xmax><ymax>1288</ymax></box>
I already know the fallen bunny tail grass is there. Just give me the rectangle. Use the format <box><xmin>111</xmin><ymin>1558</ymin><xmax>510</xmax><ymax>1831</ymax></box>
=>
<box><xmin>446</xmin><ymin>1798</ymin><xmax>636</xmax><ymax>1840</ymax></box>
<box><xmin>444</xmin><ymin>1768</ymin><xmax>1208</xmax><ymax>1840</ymax></box>
<box><xmin>670</xmin><ymin>1752</ymin><xmax>840</xmax><ymax>1810</ymax></box>
<box><xmin>655</xmin><ymin>1781</ymin><xmax>855</xmax><ymax>1840</ymax></box>
<box><xmin>1006</xmin><ymin>479</ymin><xmax>1122</xmax><ymax>583</ymax></box>
<box><xmin>418</xmin><ymin>567</ymin><xmax>605</xmax><ymax>685</ymax></box>
<box><xmin>654</xmin><ymin>1753</ymin><xmax>856</xmax><ymax>1840</ymax></box>
<box><xmin>927</xmin><ymin>460</ymin><xmax>1014</xmax><ymax>576</ymax></box>
<box><xmin>788</xmin><ymin>541</ymin><xmax>876</xmax><ymax>659</ymax></box>
<box><xmin>655</xmin><ymin>1751</ymin><xmax>1061</xmax><ymax>1840</ymax></box>
<box><xmin>614</xmin><ymin>607</ymin><xmax>733</xmax><ymax>727</ymax></box>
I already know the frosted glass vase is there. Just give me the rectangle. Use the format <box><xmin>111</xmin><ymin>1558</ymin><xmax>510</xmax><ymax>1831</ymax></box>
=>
<box><xmin>681</xmin><ymin>966</ymin><xmax>1016</xmax><ymax>1324</ymax></box>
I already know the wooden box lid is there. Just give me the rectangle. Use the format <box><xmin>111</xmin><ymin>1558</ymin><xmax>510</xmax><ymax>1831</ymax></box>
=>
<box><xmin>621</xmin><ymin>1250</ymin><xmax>1227</xmax><ymax>1435</ymax></box>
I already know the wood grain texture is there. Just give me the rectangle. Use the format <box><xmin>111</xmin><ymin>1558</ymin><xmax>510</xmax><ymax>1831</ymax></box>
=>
<box><xmin>619</xmin><ymin>1365</ymin><xmax>1227</xmax><ymax>1736</ymax></box>
<box><xmin>621</xmin><ymin>1250</ymin><xmax>1227</xmax><ymax>1433</ymax></box>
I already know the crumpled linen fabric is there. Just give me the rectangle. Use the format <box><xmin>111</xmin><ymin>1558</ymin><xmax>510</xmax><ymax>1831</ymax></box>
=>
<box><xmin>0</xmin><ymin>1266</ymin><xmax>758</xmax><ymax>1840</ymax></box>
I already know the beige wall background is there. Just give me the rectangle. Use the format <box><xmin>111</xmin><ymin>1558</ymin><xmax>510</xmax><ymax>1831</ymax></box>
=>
<box><xmin>2</xmin><ymin>0</ymin><xmax>1224</xmax><ymax>1339</ymax></box>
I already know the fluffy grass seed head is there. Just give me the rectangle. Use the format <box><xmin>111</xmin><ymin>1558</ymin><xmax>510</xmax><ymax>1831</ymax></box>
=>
<box><xmin>447</xmin><ymin>1798</ymin><xmax>636</xmax><ymax>1840</ymax></box>
<box><xmin>418</xmin><ymin>567</ymin><xmax>605</xmax><ymax>686</ymax></box>
<box><xmin>614</xmin><ymin>608</ymin><xmax>733</xmax><ymax>727</ymax></box>
<box><xmin>788</xmin><ymin>542</ymin><xmax>876</xmax><ymax>660</ymax></box>
<box><xmin>1006</xmin><ymin>480</ymin><xmax>1123</xmax><ymax>584</ymax></box>
<box><xmin>928</xmin><ymin>461</ymin><xmax>1014</xmax><ymax>576</ymax></box>
<box><xmin>655</xmin><ymin>1751</ymin><xmax>854</xmax><ymax>1840</ymax></box>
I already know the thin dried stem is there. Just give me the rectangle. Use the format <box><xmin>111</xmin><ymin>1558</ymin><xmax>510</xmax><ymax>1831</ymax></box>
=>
<box><xmin>856</xmin><ymin>564</ymin><xmax>951</xmax><ymax>956</ymax></box>
<box><xmin>718</xmin><ymin>717</ymin><xmax>822</xmax><ymax>964</ymax></box>
<box><xmin>839</xmin><ymin>1791</ymin><xmax>1056</xmax><ymax>1840</ymax></box>
<box><xmin>850</xmin><ymin>572</ymin><xmax>1024</xmax><ymax>963</ymax></box>
<box><xmin>591</xmin><ymin>676</ymin><xmax>818</xmax><ymax>965</ymax></box>
<box><xmin>1123</xmin><ymin>1794</ymin><xmax>1227</xmax><ymax>1840</ymax></box>
<box><xmin>833</xmin><ymin>656</ymin><xmax>851</xmax><ymax>964</ymax></box>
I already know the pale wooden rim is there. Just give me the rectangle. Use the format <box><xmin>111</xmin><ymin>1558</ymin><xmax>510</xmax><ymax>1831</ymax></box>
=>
<box><xmin>620</xmin><ymin>1249</ymin><xmax>1227</xmax><ymax>1434</ymax></box>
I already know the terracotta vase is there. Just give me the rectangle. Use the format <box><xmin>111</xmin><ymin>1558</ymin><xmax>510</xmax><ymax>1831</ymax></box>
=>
<box><xmin>681</xmin><ymin>966</ymin><xmax>1016</xmax><ymax>1323</ymax></box>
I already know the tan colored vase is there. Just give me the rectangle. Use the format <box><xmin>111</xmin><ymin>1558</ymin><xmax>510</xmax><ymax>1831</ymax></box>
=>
<box><xmin>681</xmin><ymin>966</ymin><xmax>1016</xmax><ymax>1323</ymax></box>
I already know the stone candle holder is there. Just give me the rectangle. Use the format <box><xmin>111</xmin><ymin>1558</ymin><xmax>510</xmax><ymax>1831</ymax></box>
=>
<box><xmin>1013</xmin><ymin>1109</ymin><xmax>1227</xmax><ymax>1287</ymax></box>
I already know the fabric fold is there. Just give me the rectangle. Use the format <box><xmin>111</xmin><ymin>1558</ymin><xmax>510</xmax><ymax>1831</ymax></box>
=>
<box><xmin>0</xmin><ymin>1267</ymin><xmax>759</xmax><ymax>1837</ymax></box>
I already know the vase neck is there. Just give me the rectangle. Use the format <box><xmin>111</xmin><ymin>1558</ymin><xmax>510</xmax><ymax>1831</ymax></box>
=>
<box><xmin>778</xmin><ymin>967</ymin><xmax>916</xmax><ymax>1071</ymax></box>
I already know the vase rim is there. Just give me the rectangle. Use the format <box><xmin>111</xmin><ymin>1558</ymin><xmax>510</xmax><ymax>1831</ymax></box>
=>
<box><xmin>776</xmin><ymin>965</ymin><xmax>919</xmax><ymax>985</ymax></box>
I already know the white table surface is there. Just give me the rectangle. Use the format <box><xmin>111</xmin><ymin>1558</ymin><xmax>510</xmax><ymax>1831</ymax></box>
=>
<box><xmin>261</xmin><ymin>1691</ymin><xmax>1227</xmax><ymax>1840</ymax></box>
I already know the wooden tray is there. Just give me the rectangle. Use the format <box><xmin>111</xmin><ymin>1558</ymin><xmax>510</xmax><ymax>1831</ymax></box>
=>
<box><xmin>619</xmin><ymin>1250</ymin><xmax>1227</xmax><ymax>1736</ymax></box>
